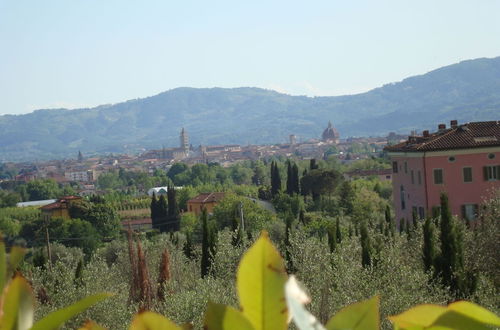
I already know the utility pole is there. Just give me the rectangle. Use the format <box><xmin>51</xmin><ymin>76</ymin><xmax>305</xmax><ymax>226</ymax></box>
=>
<box><xmin>44</xmin><ymin>216</ymin><xmax>52</xmax><ymax>271</ymax></box>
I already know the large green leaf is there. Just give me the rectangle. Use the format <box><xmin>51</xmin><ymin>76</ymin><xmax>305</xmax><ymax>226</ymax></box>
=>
<box><xmin>325</xmin><ymin>296</ymin><xmax>379</xmax><ymax>330</ymax></box>
<box><xmin>0</xmin><ymin>274</ymin><xmax>35</xmax><ymax>330</ymax></box>
<box><xmin>388</xmin><ymin>301</ymin><xmax>500</xmax><ymax>330</ymax></box>
<box><xmin>285</xmin><ymin>276</ymin><xmax>326</xmax><ymax>330</ymax></box>
<box><xmin>237</xmin><ymin>231</ymin><xmax>288</xmax><ymax>330</ymax></box>
<box><xmin>31</xmin><ymin>293</ymin><xmax>111</xmax><ymax>330</ymax></box>
<box><xmin>447</xmin><ymin>301</ymin><xmax>500</xmax><ymax>327</ymax></box>
<box><xmin>204</xmin><ymin>301</ymin><xmax>254</xmax><ymax>330</ymax></box>
<box><xmin>387</xmin><ymin>304</ymin><xmax>447</xmax><ymax>329</ymax></box>
<box><xmin>129</xmin><ymin>311</ymin><xmax>182</xmax><ymax>330</ymax></box>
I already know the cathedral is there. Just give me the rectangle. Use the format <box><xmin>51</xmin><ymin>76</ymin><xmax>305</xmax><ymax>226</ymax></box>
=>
<box><xmin>321</xmin><ymin>121</ymin><xmax>340</xmax><ymax>144</ymax></box>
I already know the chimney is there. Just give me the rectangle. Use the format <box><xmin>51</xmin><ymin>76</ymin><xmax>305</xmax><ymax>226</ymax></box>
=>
<box><xmin>450</xmin><ymin>120</ymin><xmax>458</xmax><ymax>128</ymax></box>
<box><xmin>438</xmin><ymin>124</ymin><xmax>446</xmax><ymax>132</ymax></box>
<box><xmin>423</xmin><ymin>130</ymin><xmax>429</xmax><ymax>137</ymax></box>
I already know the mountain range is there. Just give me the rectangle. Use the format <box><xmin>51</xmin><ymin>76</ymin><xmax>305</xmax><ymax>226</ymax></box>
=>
<box><xmin>1</xmin><ymin>56</ymin><xmax>499</xmax><ymax>162</ymax></box>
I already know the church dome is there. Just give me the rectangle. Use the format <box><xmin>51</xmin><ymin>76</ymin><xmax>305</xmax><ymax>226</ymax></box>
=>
<box><xmin>322</xmin><ymin>121</ymin><xmax>340</xmax><ymax>141</ymax></box>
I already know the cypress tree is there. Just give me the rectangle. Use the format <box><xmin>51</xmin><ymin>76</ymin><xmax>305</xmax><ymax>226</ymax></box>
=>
<box><xmin>360</xmin><ymin>221</ymin><xmax>372</xmax><ymax>268</ymax></box>
<box><xmin>200</xmin><ymin>208</ymin><xmax>210</xmax><ymax>278</ymax></box>
<box><xmin>157</xmin><ymin>195</ymin><xmax>168</xmax><ymax>232</ymax></box>
<box><xmin>166</xmin><ymin>185</ymin><xmax>180</xmax><ymax>232</ymax></box>
<box><xmin>422</xmin><ymin>216</ymin><xmax>436</xmax><ymax>272</ymax></box>
<box><xmin>270</xmin><ymin>161</ymin><xmax>281</xmax><ymax>197</ymax></box>
<box><xmin>412</xmin><ymin>208</ymin><xmax>418</xmax><ymax>229</ymax></box>
<box><xmin>384</xmin><ymin>205</ymin><xmax>391</xmax><ymax>224</ymax></box>
<box><xmin>183</xmin><ymin>232</ymin><xmax>195</xmax><ymax>260</ymax></box>
<box><xmin>438</xmin><ymin>192</ymin><xmax>466</xmax><ymax>294</ymax></box>
<box><xmin>231</xmin><ymin>210</ymin><xmax>243</xmax><ymax>247</ymax></box>
<box><xmin>299</xmin><ymin>208</ymin><xmax>305</xmax><ymax>225</ymax></box>
<box><xmin>339</xmin><ymin>181</ymin><xmax>355</xmax><ymax>215</ymax></box>
<box><xmin>327</xmin><ymin>225</ymin><xmax>337</xmax><ymax>253</ymax></box>
<box><xmin>336</xmin><ymin>217</ymin><xmax>342</xmax><ymax>243</ymax></box>
<box><xmin>286</xmin><ymin>161</ymin><xmax>293</xmax><ymax>195</ymax></box>
<box><xmin>348</xmin><ymin>224</ymin><xmax>353</xmax><ymax>238</ymax></box>
<box><xmin>150</xmin><ymin>193</ymin><xmax>158</xmax><ymax>229</ymax></box>
<box><xmin>292</xmin><ymin>163</ymin><xmax>300</xmax><ymax>194</ymax></box>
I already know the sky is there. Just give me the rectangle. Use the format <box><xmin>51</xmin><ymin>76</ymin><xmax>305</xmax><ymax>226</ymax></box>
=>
<box><xmin>1</xmin><ymin>0</ymin><xmax>500</xmax><ymax>115</ymax></box>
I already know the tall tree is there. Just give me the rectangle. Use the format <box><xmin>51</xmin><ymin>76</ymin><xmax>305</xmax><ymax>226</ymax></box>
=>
<box><xmin>336</xmin><ymin>217</ymin><xmax>342</xmax><ymax>243</ymax></box>
<box><xmin>327</xmin><ymin>224</ymin><xmax>337</xmax><ymax>253</ymax></box>
<box><xmin>271</xmin><ymin>161</ymin><xmax>281</xmax><ymax>197</ymax></box>
<box><xmin>360</xmin><ymin>221</ymin><xmax>372</xmax><ymax>268</ymax></box>
<box><xmin>286</xmin><ymin>161</ymin><xmax>293</xmax><ymax>195</ymax></box>
<box><xmin>292</xmin><ymin>163</ymin><xmax>300</xmax><ymax>194</ymax></box>
<box><xmin>422</xmin><ymin>216</ymin><xmax>436</xmax><ymax>272</ymax></box>
<box><xmin>157</xmin><ymin>195</ymin><xmax>168</xmax><ymax>232</ymax></box>
<box><xmin>201</xmin><ymin>208</ymin><xmax>210</xmax><ymax>278</ymax></box>
<box><xmin>166</xmin><ymin>185</ymin><xmax>180</xmax><ymax>232</ymax></box>
<box><xmin>437</xmin><ymin>192</ymin><xmax>464</xmax><ymax>294</ymax></box>
<box><xmin>339</xmin><ymin>181</ymin><xmax>355</xmax><ymax>215</ymax></box>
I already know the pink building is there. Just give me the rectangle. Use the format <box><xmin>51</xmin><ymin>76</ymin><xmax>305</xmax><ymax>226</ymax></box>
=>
<box><xmin>384</xmin><ymin>120</ymin><xmax>500</xmax><ymax>223</ymax></box>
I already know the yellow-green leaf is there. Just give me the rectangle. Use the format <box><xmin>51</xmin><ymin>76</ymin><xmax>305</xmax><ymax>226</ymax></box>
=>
<box><xmin>387</xmin><ymin>304</ymin><xmax>448</xmax><ymax>329</ymax></box>
<box><xmin>129</xmin><ymin>311</ymin><xmax>182</xmax><ymax>330</ymax></box>
<box><xmin>8</xmin><ymin>246</ymin><xmax>26</xmax><ymax>275</ymax></box>
<box><xmin>447</xmin><ymin>301</ymin><xmax>500</xmax><ymax>327</ymax></box>
<box><xmin>204</xmin><ymin>301</ymin><xmax>254</xmax><ymax>330</ymax></box>
<box><xmin>237</xmin><ymin>231</ymin><xmax>288</xmax><ymax>330</ymax></box>
<box><xmin>389</xmin><ymin>301</ymin><xmax>500</xmax><ymax>330</ymax></box>
<box><xmin>0</xmin><ymin>238</ymin><xmax>6</xmax><ymax>293</ymax></box>
<box><xmin>326</xmin><ymin>296</ymin><xmax>379</xmax><ymax>330</ymax></box>
<box><xmin>0</xmin><ymin>274</ymin><xmax>35</xmax><ymax>330</ymax></box>
<box><xmin>31</xmin><ymin>293</ymin><xmax>111</xmax><ymax>330</ymax></box>
<box><xmin>78</xmin><ymin>320</ymin><xmax>107</xmax><ymax>330</ymax></box>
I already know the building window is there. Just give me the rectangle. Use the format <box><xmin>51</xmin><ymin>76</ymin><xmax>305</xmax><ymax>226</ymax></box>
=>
<box><xmin>488</xmin><ymin>153</ymin><xmax>495</xmax><ymax>160</ymax></box>
<box><xmin>392</xmin><ymin>161</ymin><xmax>398</xmax><ymax>173</ymax></box>
<box><xmin>483</xmin><ymin>165</ymin><xmax>499</xmax><ymax>181</ymax></box>
<box><xmin>400</xmin><ymin>185</ymin><xmax>406</xmax><ymax>210</ymax></box>
<box><xmin>463</xmin><ymin>167</ymin><xmax>473</xmax><ymax>183</ymax></box>
<box><xmin>417</xmin><ymin>170</ymin><xmax>422</xmax><ymax>185</ymax></box>
<box><xmin>461</xmin><ymin>204</ymin><xmax>478</xmax><ymax>221</ymax></box>
<box><xmin>418</xmin><ymin>207</ymin><xmax>425</xmax><ymax>220</ymax></box>
<box><xmin>404</xmin><ymin>161</ymin><xmax>408</xmax><ymax>174</ymax></box>
<box><xmin>412</xmin><ymin>206</ymin><xmax>418</xmax><ymax>221</ymax></box>
<box><xmin>448</xmin><ymin>156</ymin><xmax>456</xmax><ymax>162</ymax></box>
<box><xmin>433</xmin><ymin>169</ymin><xmax>444</xmax><ymax>184</ymax></box>
<box><xmin>411</xmin><ymin>170</ymin><xmax>415</xmax><ymax>184</ymax></box>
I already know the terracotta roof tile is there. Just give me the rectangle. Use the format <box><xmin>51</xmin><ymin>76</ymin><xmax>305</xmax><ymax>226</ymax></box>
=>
<box><xmin>187</xmin><ymin>192</ymin><xmax>226</xmax><ymax>204</ymax></box>
<box><xmin>384</xmin><ymin>121</ymin><xmax>500</xmax><ymax>152</ymax></box>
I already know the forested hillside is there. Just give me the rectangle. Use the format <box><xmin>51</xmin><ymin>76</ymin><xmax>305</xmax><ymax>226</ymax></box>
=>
<box><xmin>1</xmin><ymin>57</ymin><xmax>499</xmax><ymax>161</ymax></box>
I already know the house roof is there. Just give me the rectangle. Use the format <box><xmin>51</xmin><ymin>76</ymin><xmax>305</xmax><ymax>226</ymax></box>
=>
<box><xmin>345</xmin><ymin>169</ymin><xmax>392</xmax><ymax>177</ymax></box>
<box><xmin>187</xmin><ymin>192</ymin><xmax>226</xmax><ymax>204</ymax></box>
<box><xmin>40</xmin><ymin>202</ymin><xmax>63</xmax><ymax>211</ymax></box>
<box><xmin>384</xmin><ymin>121</ymin><xmax>500</xmax><ymax>153</ymax></box>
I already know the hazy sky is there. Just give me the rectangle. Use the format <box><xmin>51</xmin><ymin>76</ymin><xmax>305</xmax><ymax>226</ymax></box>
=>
<box><xmin>1</xmin><ymin>0</ymin><xmax>500</xmax><ymax>115</ymax></box>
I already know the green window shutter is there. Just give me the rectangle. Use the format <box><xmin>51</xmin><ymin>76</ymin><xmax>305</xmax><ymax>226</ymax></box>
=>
<box><xmin>461</xmin><ymin>205</ymin><xmax>466</xmax><ymax>219</ymax></box>
<box><xmin>473</xmin><ymin>204</ymin><xmax>479</xmax><ymax>219</ymax></box>
<box><xmin>483</xmin><ymin>166</ymin><xmax>488</xmax><ymax>181</ymax></box>
<box><xmin>497</xmin><ymin>165</ymin><xmax>500</xmax><ymax>180</ymax></box>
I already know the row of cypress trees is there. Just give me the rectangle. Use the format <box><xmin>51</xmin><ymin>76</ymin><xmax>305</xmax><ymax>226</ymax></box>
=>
<box><xmin>150</xmin><ymin>185</ymin><xmax>180</xmax><ymax>232</ymax></box>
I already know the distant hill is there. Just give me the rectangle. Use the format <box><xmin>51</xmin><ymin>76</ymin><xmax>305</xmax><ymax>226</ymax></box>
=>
<box><xmin>1</xmin><ymin>56</ymin><xmax>499</xmax><ymax>161</ymax></box>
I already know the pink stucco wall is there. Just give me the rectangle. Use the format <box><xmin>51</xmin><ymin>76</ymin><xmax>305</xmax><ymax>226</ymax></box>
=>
<box><xmin>424</xmin><ymin>151</ymin><xmax>500</xmax><ymax>217</ymax></box>
<box><xmin>391</xmin><ymin>156</ymin><xmax>427</xmax><ymax>224</ymax></box>
<box><xmin>391</xmin><ymin>149</ymin><xmax>500</xmax><ymax>224</ymax></box>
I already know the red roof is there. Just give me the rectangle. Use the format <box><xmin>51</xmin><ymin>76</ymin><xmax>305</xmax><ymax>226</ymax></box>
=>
<box><xmin>384</xmin><ymin>121</ymin><xmax>500</xmax><ymax>152</ymax></box>
<box><xmin>187</xmin><ymin>192</ymin><xmax>226</xmax><ymax>204</ymax></box>
<box><xmin>40</xmin><ymin>202</ymin><xmax>63</xmax><ymax>210</ymax></box>
<box><xmin>346</xmin><ymin>169</ymin><xmax>392</xmax><ymax>177</ymax></box>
